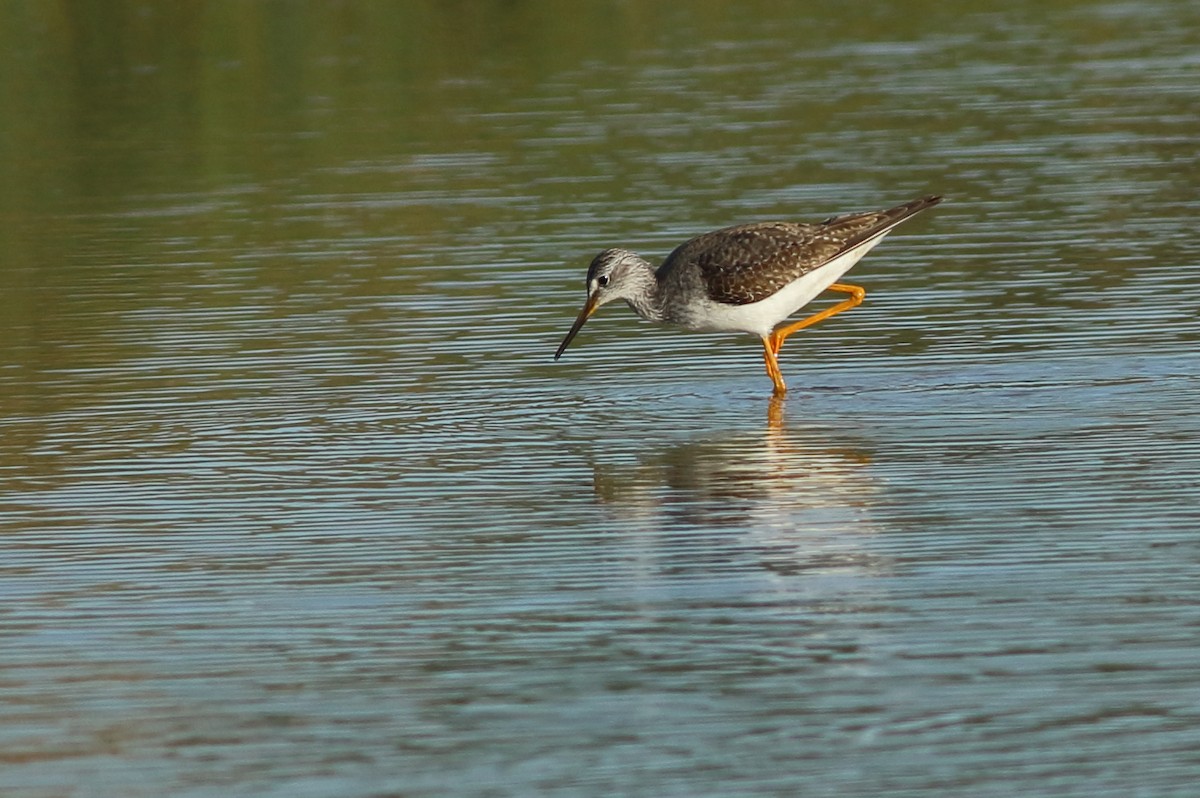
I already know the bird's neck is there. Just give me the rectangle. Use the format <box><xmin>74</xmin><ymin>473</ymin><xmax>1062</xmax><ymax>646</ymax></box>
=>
<box><xmin>623</xmin><ymin>263</ymin><xmax>666</xmax><ymax>323</ymax></box>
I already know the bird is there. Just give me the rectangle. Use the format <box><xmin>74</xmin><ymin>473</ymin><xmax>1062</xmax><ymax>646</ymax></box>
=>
<box><xmin>554</xmin><ymin>194</ymin><xmax>942</xmax><ymax>395</ymax></box>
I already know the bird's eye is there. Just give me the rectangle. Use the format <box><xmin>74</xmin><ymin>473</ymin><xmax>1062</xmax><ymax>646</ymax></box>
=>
<box><xmin>597</xmin><ymin>275</ymin><xmax>610</xmax><ymax>287</ymax></box>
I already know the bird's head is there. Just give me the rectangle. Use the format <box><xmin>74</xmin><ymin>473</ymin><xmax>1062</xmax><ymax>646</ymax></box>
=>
<box><xmin>554</xmin><ymin>249</ymin><xmax>652</xmax><ymax>360</ymax></box>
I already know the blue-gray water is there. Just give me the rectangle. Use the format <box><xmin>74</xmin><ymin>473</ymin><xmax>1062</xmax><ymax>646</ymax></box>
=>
<box><xmin>2</xmin><ymin>2</ymin><xmax>1199</xmax><ymax>796</ymax></box>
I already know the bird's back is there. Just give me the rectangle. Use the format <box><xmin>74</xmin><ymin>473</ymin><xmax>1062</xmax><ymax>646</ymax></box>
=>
<box><xmin>657</xmin><ymin>195</ymin><xmax>942</xmax><ymax>306</ymax></box>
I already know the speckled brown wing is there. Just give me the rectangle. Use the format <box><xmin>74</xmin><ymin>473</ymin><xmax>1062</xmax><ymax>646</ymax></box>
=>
<box><xmin>661</xmin><ymin>195</ymin><xmax>941</xmax><ymax>306</ymax></box>
<box><xmin>675</xmin><ymin>222</ymin><xmax>844</xmax><ymax>306</ymax></box>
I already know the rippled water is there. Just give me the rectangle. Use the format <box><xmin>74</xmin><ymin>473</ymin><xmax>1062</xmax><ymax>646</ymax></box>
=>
<box><xmin>2</xmin><ymin>2</ymin><xmax>1199</xmax><ymax>796</ymax></box>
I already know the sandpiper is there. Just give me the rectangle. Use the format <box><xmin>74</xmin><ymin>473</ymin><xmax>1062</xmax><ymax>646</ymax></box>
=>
<box><xmin>555</xmin><ymin>194</ymin><xmax>942</xmax><ymax>394</ymax></box>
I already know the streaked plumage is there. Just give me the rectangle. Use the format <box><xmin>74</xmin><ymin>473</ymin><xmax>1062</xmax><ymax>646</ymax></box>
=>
<box><xmin>556</xmin><ymin>195</ymin><xmax>943</xmax><ymax>394</ymax></box>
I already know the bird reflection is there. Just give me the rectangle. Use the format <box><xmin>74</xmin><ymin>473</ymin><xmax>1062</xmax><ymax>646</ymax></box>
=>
<box><xmin>590</xmin><ymin>396</ymin><xmax>888</xmax><ymax>578</ymax></box>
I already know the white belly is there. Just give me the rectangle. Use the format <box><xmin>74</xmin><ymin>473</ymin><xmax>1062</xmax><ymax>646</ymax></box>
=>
<box><xmin>679</xmin><ymin>236</ymin><xmax>886</xmax><ymax>338</ymax></box>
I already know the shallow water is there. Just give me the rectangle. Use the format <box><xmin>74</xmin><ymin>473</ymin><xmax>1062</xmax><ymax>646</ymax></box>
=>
<box><xmin>2</xmin><ymin>2</ymin><xmax>1200</xmax><ymax>796</ymax></box>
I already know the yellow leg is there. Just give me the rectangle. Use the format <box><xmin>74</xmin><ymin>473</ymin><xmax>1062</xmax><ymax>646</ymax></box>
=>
<box><xmin>767</xmin><ymin>393</ymin><xmax>786</xmax><ymax>429</ymax></box>
<box><xmin>768</xmin><ymin>283</ymin><xmax>866</xmax><ymax>355</ymax></box>
<box><xmin>760</xmin><ymin>335</ymin><xmax>787</xmax><ymax>395</ymax></box>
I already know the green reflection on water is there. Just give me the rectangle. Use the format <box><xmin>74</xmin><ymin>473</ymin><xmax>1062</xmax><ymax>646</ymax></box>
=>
<box><xmin>1</xmin><ymin>0</ymin><xmax>1197</xmax><ymax>410</ymax></box>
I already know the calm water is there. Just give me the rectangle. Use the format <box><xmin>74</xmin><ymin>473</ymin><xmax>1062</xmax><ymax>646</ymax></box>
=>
<box><xmin>2</xmin><ymin>2</ymin><xmax>1199</xmax><ymax>796</ymax></box>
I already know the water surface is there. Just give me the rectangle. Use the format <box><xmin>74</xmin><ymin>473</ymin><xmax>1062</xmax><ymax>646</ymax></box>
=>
<box><xmin>2</xmin><ymin>2</ymin><xmax>1199</xmax><ymax>796</ymax></box>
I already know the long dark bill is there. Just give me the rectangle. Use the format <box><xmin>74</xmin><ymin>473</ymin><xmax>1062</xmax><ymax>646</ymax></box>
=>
<box><xmin>554</xmin><ymin>293</ymin><xmax>600</xmax><ymax>360</ymax></box>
